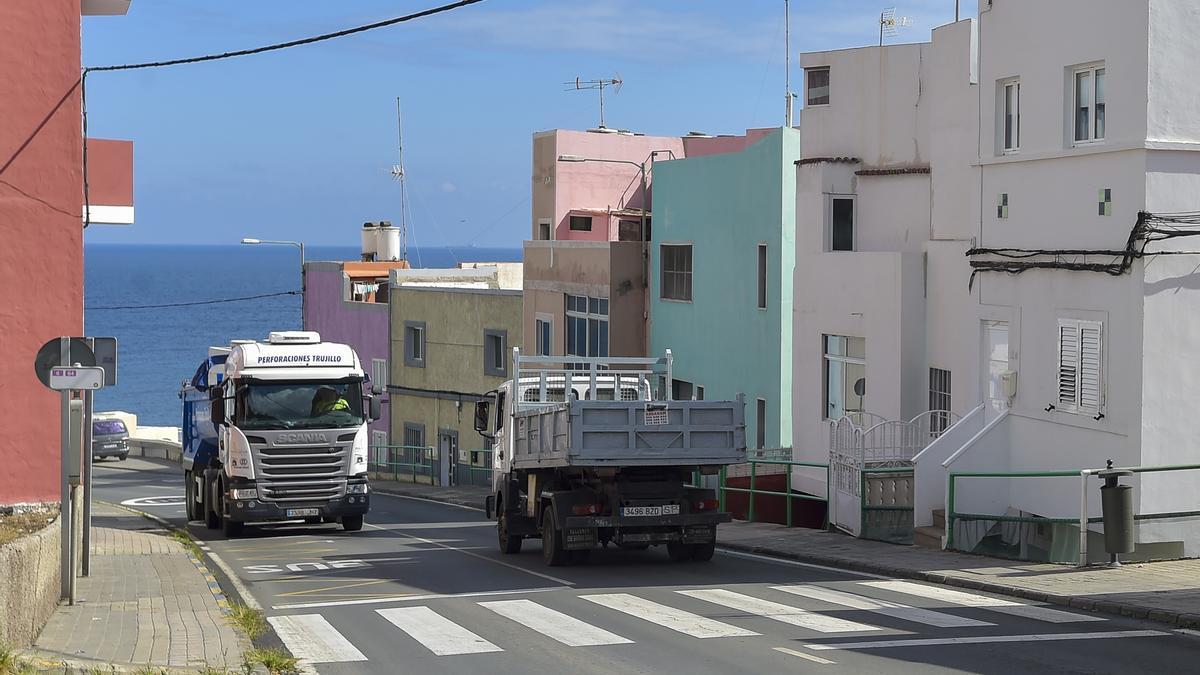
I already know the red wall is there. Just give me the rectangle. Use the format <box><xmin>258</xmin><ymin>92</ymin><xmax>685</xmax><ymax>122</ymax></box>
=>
<box><xmin>0</xmin><ymin>1</ymin><xmax>84</xmax><ymax>504</ymax></box>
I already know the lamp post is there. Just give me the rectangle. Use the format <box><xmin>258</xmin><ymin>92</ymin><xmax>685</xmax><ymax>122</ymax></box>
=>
<box><xmin>241</xmin><ymin>237</ymin><xmax>306</xmax><ymax>328</ymax></box>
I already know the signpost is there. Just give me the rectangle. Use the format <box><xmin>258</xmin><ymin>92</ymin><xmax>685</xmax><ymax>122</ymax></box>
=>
<box><xmin>34</xmin><ymin>336</ymin><xmax>116</xmax><ymax>602</ymax></box>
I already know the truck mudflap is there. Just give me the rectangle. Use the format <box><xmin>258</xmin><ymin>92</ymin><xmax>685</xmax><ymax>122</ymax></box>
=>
<box><xmin>228</xmin><ymin>494</ymin><xmax>370</xmax><ymax>522</ymax></box>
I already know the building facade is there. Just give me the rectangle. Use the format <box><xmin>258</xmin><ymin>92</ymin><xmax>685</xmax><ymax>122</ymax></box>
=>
<box><xmin>650</xmin><ymin>127</ymin><xmax>802</xmax><ymax>450</ymax></box>
<box><xmin>1</xmin><ymin>1</ymin><xmax>134</xmax><ymax>506</ymax></box>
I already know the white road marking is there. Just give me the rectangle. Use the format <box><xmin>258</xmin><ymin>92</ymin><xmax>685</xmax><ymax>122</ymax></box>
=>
<box><xmin>773</xmin><ymin>646</ymin><xmax>836</xmax><ymax>664</ymax></box>
<box><xmin>364</xmin><ymin>521</ymin><xmax>575</xmax><ymax>586</ymax></box>
<box><xmin>266</xmin><ymin>614</ymin><xmax>367</xmax><ymax>663</ymax></box>
<box><xmin>377</xmin><ymin>606</ymin><xmax>503</xmax><ymax>656</ymax></box>
<box><xmin>373</xmin><ymin>492</ymin><xmax>484</xmax><ymax>512</ymax></box>
<box><xmin>678</xmin><ymin>589</ymin><xmax>879</xmax><ymax>633</ymax></box>
<box><xmin>805</xmin><ymin>629</ymin><xmax>1168</xmax><ymax>651</ymax></box>
<box><xmin>1176</xmin><ymin>628</ymin><xmax>1200</xmax><ymax>638</ymax></box>
<box><xmin>861</xmin><ymin>580</ymin><xmax>1106</xmax><ymax>623</ymax></box>
<box><xmin>714</xmin><ymin>549</ymin><xmax>892</xmax><ymax>580</ymax></box>
<box><xmin>272</xmin><ymin>585</ymin><xmax>570</xmax><ymax>610</ymax></box>
<box><xmin>772</xmin><ymin>585</ymin><xmax>993</xmax><ymax>628</ymax></box>
<box><xmin>581</xmin><ymin>593</ymin><xmax>759</xmax><ymax>639</ymax></box>
<box><xmin>480</xmin><ymin>599</ymin><xmax>633</xmax><ymax>647</ymax></box>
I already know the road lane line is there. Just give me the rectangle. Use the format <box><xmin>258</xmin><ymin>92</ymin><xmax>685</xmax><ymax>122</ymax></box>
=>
<box><xmin>804</xmin><ymin>629</ymin><xmax>1167</xmax><ymax>651</ymax></box>
<box><xmin>480</xmin><ymin>599</ymin><xmax>633</xmax><ymax>647</ymax></box>
<box><xmin>773</xmin><ymin>647</ymin><xmax>836</xmax><ymax>664</ymax></box>
<box><xmin>714</xmin><ymin>549</ymin><xmax>892</xmax><ymax>580</ymax></box>
<box><xmin>364</xmin><ymin>521</ymin><xmax>575</xmax><ymax>586</ymax></box>
<box><xmin>860</xmin><ymin>580</ymin><xmax>1106</xmax><ymax>623</ymax></box>
<box><xmin>273</xmin><ymin>585</ymin><xmax>570</xmax><ymax>610</ymax></box>
<box><xmin>678</xmin><ymin>589</ymin><xmax>879</xmax><ymax>633</ymax></box>
<box><xmin>377</xmin><ymin>606</ymin><xmax>503</xmax><ymax>656</ymax></box>
<box><xmin>581</xmin><ymin>593</ymin><xmax>759</xmax><ymax>638</ymax></box>
<box><xmin>372</xmin><ymin>492</ymin><xmax>484</xmax><ymax>512</ymax></box>
<box><xmin>772</xmin><ymin>585</ymin><xmax>993</xmax><ymax>628</ymax></box>
<box><xmin>266</xmin><ymin>614</ymin><xmax>367</xmax><ymax>663</ymax></box>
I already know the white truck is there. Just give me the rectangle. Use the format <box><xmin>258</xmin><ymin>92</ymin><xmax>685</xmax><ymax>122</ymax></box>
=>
<box><xmin>475</xmin><ymin>350</ymin><xmax>745</xmax><ymax>566</ymax></box>
<box><xmin>182</xmin><ymin>331</ymin><xmax>380</xmax><ymax>537</ymax></box>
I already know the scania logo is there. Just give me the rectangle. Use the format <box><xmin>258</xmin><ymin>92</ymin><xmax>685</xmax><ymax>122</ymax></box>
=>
<box><xmin>275</xmin><ymin>433</ymin><xmax>328</xmax><ymax>445</ymax></box>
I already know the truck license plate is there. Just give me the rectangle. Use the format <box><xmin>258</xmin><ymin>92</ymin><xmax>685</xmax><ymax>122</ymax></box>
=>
<box><xmin>286</xmin><ymin>508</ymin><xmax>319</xmax><ymax>518</ymax></box>
<box><xmin>622</xmin><ymin>505</ymin><xmax>680</xmax><ymax>517</ymax></box>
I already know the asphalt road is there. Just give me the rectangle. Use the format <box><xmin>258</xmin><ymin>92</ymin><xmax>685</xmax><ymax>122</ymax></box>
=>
<box><xmin>94</xmin><ymin>458</ymin><xmax>1200</xmax><ymax>674</ymax></box>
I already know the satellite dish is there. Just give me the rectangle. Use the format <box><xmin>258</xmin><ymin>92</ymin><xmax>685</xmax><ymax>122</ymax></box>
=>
<box><xmin>34</xmin><ymin>338</ymin><xmax>96</xmax><ymax>389</ymax></box>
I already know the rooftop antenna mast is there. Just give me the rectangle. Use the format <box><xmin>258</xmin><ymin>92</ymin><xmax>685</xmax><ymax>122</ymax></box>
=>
<box><xmin>565</xmin><ymin>75</ymin><xmax>623</xmax><ymax>129</ymax></box>
<box><xmin>879</xmin><ymin>7</ymin><xmax>914</xmax><ymax>46</ymax></box>
<box><xmin>390</xmin><ymin>97</ymin><xmax>409</xmax><ymax>261</ymax></box>
<box><xmin>785</xmin><ymin>0</ymin><xmax>794</xmax><ymax>127</ymax></box>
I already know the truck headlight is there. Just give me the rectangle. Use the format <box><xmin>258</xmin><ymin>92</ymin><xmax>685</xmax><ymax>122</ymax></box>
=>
<box><xmin>230</xmin><ymin>488</ymin><xmax>257</xmax><ymax>500</ymax></box>
<box><xmin>347</xmin><ymin>484</ymin><xmax>369</xmax><ymax>495</ymax></box>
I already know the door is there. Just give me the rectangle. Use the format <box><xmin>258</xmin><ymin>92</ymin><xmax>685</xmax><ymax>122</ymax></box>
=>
<box><xmin>437</xmin><ymin>431</ymin><xmax>456</xmax><ymax>486</ymax></box>
<box><xmin>983</xmin><ymin>321</ymin><xmax>1010</xmax><ymax>418</ymax></box>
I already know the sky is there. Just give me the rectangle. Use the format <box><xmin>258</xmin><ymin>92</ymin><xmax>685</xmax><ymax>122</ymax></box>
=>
<box><xmin>82</xmin><ymin>0</ymin><xmax>978</xmax><ymax>248</ymax></box>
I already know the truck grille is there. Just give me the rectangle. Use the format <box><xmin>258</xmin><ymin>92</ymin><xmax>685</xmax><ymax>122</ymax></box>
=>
<box><xmin>255</xmin><ymin>444</ymin><xmax>347</xmax><ymax>502</ymax></box>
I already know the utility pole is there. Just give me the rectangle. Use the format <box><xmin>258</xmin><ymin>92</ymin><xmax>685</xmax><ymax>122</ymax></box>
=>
<box><xmin>784</xmin><ymin>0</ymin><xmax>793</xmax><ymax>127</ymax></box>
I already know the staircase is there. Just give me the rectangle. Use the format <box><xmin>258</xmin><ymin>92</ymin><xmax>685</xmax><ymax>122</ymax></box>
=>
<box><xmin>913</xmin><ymin>509</ymin><xmax>945</xmax><ymax>550</ymax></box>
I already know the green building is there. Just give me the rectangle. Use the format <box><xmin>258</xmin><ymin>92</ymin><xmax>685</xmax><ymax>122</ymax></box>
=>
<box><xmin>650</xmin><ymin>127</ymin><xmax>801</xmax><ymax>450</ymax></box>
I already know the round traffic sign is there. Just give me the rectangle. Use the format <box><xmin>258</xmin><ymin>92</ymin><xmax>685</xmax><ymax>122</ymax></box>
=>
<box><xmin>34</xmin><ymin>338</ymin><xmax>95</xmax><ymax>389</ymax></box>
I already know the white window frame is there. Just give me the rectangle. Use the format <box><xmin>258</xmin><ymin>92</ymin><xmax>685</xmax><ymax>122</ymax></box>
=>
<box><xmin>806</xmin><ymin>66</ymin><xmax>830</xmax><ymax>106</ymax></box>
<box><xmin>823</xmin><ymin>335</ymin><xmax>866</xmax><ymax>420</ymax></box>
<box><xmin>404</xmin><ymin>321</ymin><xmax>426</xmax><ymax>368</ymax></box>
<box><xmin>825</xmin><ymin>194</ymin><xmax>856</xmax><ymax>252</ymax></box>
<box><xmin>371</xmin><ymin>358</ymin><xmax>388</xmax><ymax>390</ymax></box>
<box><xmin>535</xmin><ymin>313</ymin><xmax>554</xmax><ymax>356</ymax></box>
<box><xmin>1056</xmin><ymin>319</ymin><xmax>1104</xmax><ymax>415</ymax></box>
<box><xmin>370</xmin><ymin>429</ymin><xmax>389</xmax><ymax>466</ymax></box>
<box><xmin>1000</xmin><ymin>78</ymin><xmax>1020</xmax><ymax>153</ymax></box>
<box><xmin>565</xmin><ymin>294</ymin><xmax>609</xmax><ymax>360</ymax></box>
<box><xmin>1072</xmin><ymin>63</ymin><xmax>1106</xmax><ymax>146</ymax></box>
<box><xmin>929</xmin><ymin>367</ymin><xmax>952</xmax><ymax>436</ymax></box>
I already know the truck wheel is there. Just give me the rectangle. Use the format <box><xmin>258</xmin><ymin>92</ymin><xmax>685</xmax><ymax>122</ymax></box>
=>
<box><xmin>184</xmin><ymin>472</ymin><xmax>196</xmax><ymax>521</ymax></box>
<box><xmin>498</xmin><ymin>510</ymin><xmax>522</xmax><ymax>554</ymax></box>
<box><xmin>204</xmin><ymin>477</ymin><xmax>220</xmax><ymax>530</ymax></box>
<box><xmin>341</xmin><ymin>515</ymin><xmax>364</xmax><ymax>531</ymax></box>
<box><xmin>541</xmin><ymin>506</ymin><xmax>568</xmax><ymax>567</ymax></box>
<box><xmin>666</xmin><ymin>541</ymin><xmax>692</xmax><ymax>562</ymax></box>
<box><xmin>690</xmin><ymin>542</ymin><xmax>716</xmax><ymax>562</ymax></box>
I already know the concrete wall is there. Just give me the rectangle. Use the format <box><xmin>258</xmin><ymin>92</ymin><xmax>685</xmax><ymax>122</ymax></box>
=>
<box><xmin>650</xmin><ymin>127</ymin><xmax>801</xmax><ymax>449</ymax></box>
<box><xmin>1147</xmin><ymin>1</ymin><xmax>1200</xmax><ymax>145</ymax></box>
<box><xmin>0</xmin><ymin>512</ymin><xmax>62</xmax><ymax>647</ymax></box>
<box><xmin>1</xmin><ymin>1</ymin><xmax>85</xmax><ymax>505</ymax></box>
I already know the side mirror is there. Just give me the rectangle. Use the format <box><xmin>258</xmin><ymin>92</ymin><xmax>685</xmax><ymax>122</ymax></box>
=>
<box><xmin>473</xmin><ymin>400</ymin><xmax>491</xmax><ymax>435</ymax></box>
<box><xmin>371</xmin><ymin>379</ymin><xmax>384</xmax><ymax>396</ymax></box>
<box><xmin>369</xmin><ymin>396</ymin><xmax>382</xmax><ymax>422</ymax></box>
<box><xmin>209</xmin><ymin>389</ymin><xmax>225</xmax><ymax>427</ymax></box>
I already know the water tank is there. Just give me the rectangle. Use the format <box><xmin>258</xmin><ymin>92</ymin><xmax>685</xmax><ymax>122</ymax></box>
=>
<box><xmin>376</xmin><ymin>221</ymin><xmax>402</xmax><ymax>261</ymax></box>
<box><xmin>361</xmin><ymin>221</ymin><xmax>378</xmax><ymax>261</ymax></box>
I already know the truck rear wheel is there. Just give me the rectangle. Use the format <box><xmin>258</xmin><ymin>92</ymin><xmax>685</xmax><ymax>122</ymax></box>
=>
<box><xmin>184</xmin><ymin>472</ymin><xmax>196</xmax><ymax>521</ymax></box>
<box><xmin>690</xmin><ymin>542</ymin><xmax>716</xmax><ymax>562</ymax></box>
<box><xmin>498</xmin><ymin>510</ymin><xmax>522</xmax><ymax>554</ymax></box>
<box><xmin>204</xmin><ymin>476</ymin><xmax>220</xmax><ymax>530</ymax></box>
<box><xmin>341</xmin><ymin>515</ymin><xmax>364</xmax><ymax>531</ymax></box>
<box><xmin>541</xmin><ymin>506</ymin><xmax>568</xmax><ymax>567</ymax></box>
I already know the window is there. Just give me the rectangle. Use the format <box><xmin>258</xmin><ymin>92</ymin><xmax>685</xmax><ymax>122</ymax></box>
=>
<box><xmin>569</xmin><ymin>215</ymin><xmax>593</xmax><ymax>232</ymax></box>
<box><xmin>660</xmin><ymin>244</ymin><xmax>693</xmax><ymax>301</ymax></box>
<box><xmin>565</xmin><ymin>294</ymin><xmax>609</xmax><ymax>363</ymax></box>
<box><xmin>1057</xmin><ymin>319</ymin><xmax>1103</xmax><ymax>415</ymax></box>
<box><xmin>672</xmin><ymin>379</ymin><xmax>694</xmax><ymax>401</ymax></box>
<box><xmin>484</xmin><ymin>329</ymin><xmax>507</xmax><ymax>377</ymax></box>
<box><xmin>696</xmin><ymin>385</ymin><xmax>705</xmax><ymax>401</ymax></box>
<box><xmin>756</xmin><ymin>398</ymin><xmax>767</xmax><ymax>449</ymax></box>
<box><xmin>371</xmin><ymin>430</ymin><xmax>388</xmax><ymax>466</ymax></box>
<box><xmin>829</xmin><ymin>196</ymin><xmax>855</xmax><ymax>251</ymax></box>
<box><xmin>1002</xmin><ymin>79</ymin><xmax>1020</xmax><ymax>152</ymax></box>
<box><xmin>757</xmin><ymin>244</ymin><xmax>768</xmax><ymax>309</ymax></box>
<box><xmin>929</xmin><ymin>368</ymin><xmax>952</xmax><ymax>436</ymax></box>
<box><xmin>535</xmin><ymin>316</ymin><xmax>552</xmax><ymax>356</ymax></box>
<box><xmin>371</xmin><ymin>358</ymin><xmax>388</xmax><ymax>390</ymax></box>
<box><xmin>1073</xmin><ymin>64</ymin><xmax>1105</xmax><ymax>144</ymax></box>
<box><xmin>806</xmin><ymin>67</ymin><xmax>830</xmax><ymax>106</ymax></box>
<box><xmin>1099</xmin><ymin>188</ymin><xmax>1112</xmax><ymax>216</ymax></box>
<box><xmin>403</xmin><ymin>422</ymin><xmax>425</xmax><ymax>450</ymax></box>
<box><xmin>997</xmin><ymin>193</ymin><xmax>1009</xmax><ymax>219</ymax></box>
<box><xmin>404</xmin><ymin>321</ymin><xmax>426</xmax><ymax>368</ymax></box>
<box><xmin>824</xmin><ymin>335</ymin><xmax>866</xmax><ymax>420</ymax></box>
<box><xmin>538</xmin><ymin>219</ymin><xmax>551</xmax><ymax>240</ymax></box>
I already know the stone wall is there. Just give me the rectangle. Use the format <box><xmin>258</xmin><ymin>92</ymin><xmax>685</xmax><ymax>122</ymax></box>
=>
<box><xmin>0</xmin><ymin>512</ymin><xmax>62</xmax><ymax>648</ymax></box>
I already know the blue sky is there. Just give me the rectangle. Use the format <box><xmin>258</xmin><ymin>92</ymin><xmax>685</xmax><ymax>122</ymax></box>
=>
<box><xmin>82</xmin><ymin>0</ymin><xmax>976</xmax><ymax>248</ymax></box>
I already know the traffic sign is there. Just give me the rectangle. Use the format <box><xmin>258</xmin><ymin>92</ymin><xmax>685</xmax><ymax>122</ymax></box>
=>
<box><xmin>34</xmin><ymin>338</ymin><xmax>95</xmax><ymax>389</ymax></box>
<box><xmin>91</xmin><ymin>337</ymin><xmax>118</xmax><ymax>386</ymax></box>
<box><xmin>49</xmin><ymin>366</ymin><xmax>105</xmax><ymax>391</ymax></box>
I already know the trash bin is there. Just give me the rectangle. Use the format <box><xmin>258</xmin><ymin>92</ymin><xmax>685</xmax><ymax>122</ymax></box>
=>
<box><xmin>1097</xmin><ymin>461</ymin><xmax>1134</xmax><ymax>565</ymax></box>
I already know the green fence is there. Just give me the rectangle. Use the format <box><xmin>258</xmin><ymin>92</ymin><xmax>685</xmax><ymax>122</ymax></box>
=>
<box><xmin>368</xmin><ymin>444</ymin><xmax>435</xmax><ymax>484</ymax></box>
<box><xmin>455</xmin><ymin>449</ymin><xmax>493</xmax><ymax>488</ymax></box>
<box><xmin>692</xmin><ymin>460</ymin><xmax>830</xmax><ymax>528</ymax></box>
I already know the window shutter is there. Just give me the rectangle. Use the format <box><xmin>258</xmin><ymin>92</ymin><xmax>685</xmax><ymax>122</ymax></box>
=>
<box><xmin>1057</xmin><ymin>321</ymin><xmax>1080</xmax><ymax>408</ymax></box>
<box><xmin>1078</xmin><ymin>322</ymin><xmax>1102</xmax><ymax>411</ymax></box>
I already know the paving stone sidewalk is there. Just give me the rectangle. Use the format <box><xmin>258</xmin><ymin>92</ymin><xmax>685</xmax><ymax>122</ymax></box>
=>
<box><xmin>24</xmin><ymin>503</ymin><xmax>250</xmax><ymax>672</ymax></box>
<box><xmin>373</xmin><ymin>479</ymin><xmax>1200</xmax><ymax>629</ymax></box>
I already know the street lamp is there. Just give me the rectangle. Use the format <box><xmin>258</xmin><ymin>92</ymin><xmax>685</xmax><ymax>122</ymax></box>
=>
<box><xmin>241</xmin><ymin>237</ymin><xmax>306</xmax><ymax>328</ymax></box>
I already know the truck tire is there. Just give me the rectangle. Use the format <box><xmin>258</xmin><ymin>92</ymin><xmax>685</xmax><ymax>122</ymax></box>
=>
<box><xmin>204</xmin><ymin>476</ymin><xmax>220</xmax><ymax>530</ymax></box>
<box><xmin>497</xmin><ymin>509</ymin><xmax>522</xmax><ymax>554</ymax></box>
<box><xmin>342</xmin><ymin>515</ymin><xmax>364</xmax><ymax>531</ymax></box>
<box><xmin>184</xmin><ymin>472</ymin><xmax>196</xmax><ymax>521</ymax></box>
<box><xmin>690</xmin><ymin>542</ymin><xmax>716</xmax><ymax>562</ymax></box>
<box><xmin>541</xmin><ymin>506</ymin><xmax>568</xmax><ymax>567</ymax></box>
<box><xmin>223</xmin><ymin>516</ymin><xmax>243</xmax><ymax>537</ymax></box>
<box><xmin>666</xmin><ymin>541</ymin><xmax>692</xmax><ymax>562</ymax></box>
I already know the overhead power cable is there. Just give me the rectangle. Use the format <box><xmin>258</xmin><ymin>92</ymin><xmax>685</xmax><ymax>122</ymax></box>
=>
<box><xmin>87</xmin><ymin>290</ymin><xmax>298</xmax><ymax>311</ymax></box>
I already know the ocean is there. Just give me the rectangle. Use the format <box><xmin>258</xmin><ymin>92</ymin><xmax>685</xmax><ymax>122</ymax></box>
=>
<box><xmin>84</xmin><ymin>244</ymin><xmax>521</xmax><ymax>426</ymax></box>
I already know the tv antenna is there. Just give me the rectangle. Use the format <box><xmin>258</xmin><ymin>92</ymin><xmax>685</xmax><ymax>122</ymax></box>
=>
<box><xmin>565</xmin><ymin>75</ymin><xmax>623</xmax><ymax>129</ymax></box>
<box><xmin>879</xmin><ymin>7</ymin><xmax>913</xmax><ymax>46</ymax></box>
<box><xmin>390</xmin><ymin>97</ymin><xmax>409</xmax><ymax>261</ymax></box>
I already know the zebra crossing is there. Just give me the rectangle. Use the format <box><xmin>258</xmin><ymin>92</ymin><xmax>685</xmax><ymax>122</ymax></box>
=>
<box><xmin>267</xmin><ymin>580</ymin><xmax>1122</xmax><ymax>667</ymax></box>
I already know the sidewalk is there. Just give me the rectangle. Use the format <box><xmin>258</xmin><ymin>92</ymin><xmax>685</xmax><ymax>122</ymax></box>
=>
<box><xmin>372</xmin><ymin>479</ymin><xmax>1200</xmax><ymax>630</ymax></box>
<box><xmin>22</xmin><ymin>503</ymin><xmax>250</xmax><ymax>672</ymax></box>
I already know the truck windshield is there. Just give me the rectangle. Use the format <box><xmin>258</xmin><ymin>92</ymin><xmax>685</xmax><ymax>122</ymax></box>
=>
<box><xmin>235</xmin><ymin>381</ymin><xmax>365</xmax><ymax>430</ymax></box>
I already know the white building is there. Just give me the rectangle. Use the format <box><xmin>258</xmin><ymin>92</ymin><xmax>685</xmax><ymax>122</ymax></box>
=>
<box><xmin>794</xmin><ymin>0</ymin><xmax>1200</xmax><ymax>562</ymax></box>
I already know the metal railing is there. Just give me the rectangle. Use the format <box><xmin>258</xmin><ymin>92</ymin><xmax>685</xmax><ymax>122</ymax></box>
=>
<box><xmin>711</xmin><ymin>460</ymin><xmax>831</xmax><ymax>528</ymax></box>
<box><xmin>946</xmin><ymin>463</ymin><xmax>1200</xmax><ymax>565</ymax></box>
<box><xmin>368</xmin><ymin>444</ymin><xmax>435</xmax><ymax>483</ymax></box>
<box><xmin>454</xmin><ymin>449</ymin><xmax>493</xmax><ymax>488</ymax></box>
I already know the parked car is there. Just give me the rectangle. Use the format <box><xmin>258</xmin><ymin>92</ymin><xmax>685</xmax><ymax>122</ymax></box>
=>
<box><xmin>92</xmin><ymin>418</ymin><xmax>130</xmax><ymax>461</ymax></box>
